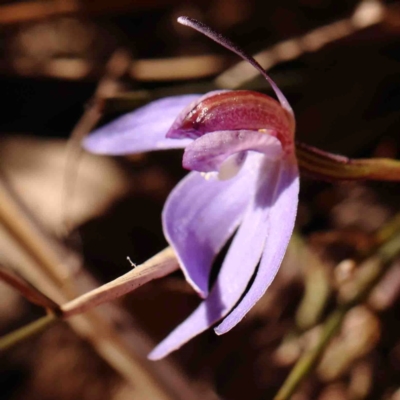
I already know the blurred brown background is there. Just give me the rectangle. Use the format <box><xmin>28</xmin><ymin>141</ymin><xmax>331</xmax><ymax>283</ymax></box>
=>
<box><xmin>0</xmin><ymin>1</ymin><xmax>400</xmax><ymax>399</ymax></box>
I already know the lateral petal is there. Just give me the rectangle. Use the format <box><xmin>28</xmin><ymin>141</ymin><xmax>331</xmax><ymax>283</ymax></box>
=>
<box><xmin>162</xmin><ymin>152</ymin><xmax>264</xmax><ymax>298</ymax></box>
<box><xmin>83</xmin><ymin>95</ymin><xmax>200</xmax><ymax>155</ymax></box>
<box><xmin>215</xmin><ymin>160</ymin><xmax>299</xmax><ymax>334</ymax></box>
<box><xmin>150</xmin><ymin>158</ymin><xmax>281</xmax><ymax>360</ymax></box>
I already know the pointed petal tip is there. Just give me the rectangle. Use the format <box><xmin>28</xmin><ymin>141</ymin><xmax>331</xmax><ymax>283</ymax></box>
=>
<box><xmin>83</xmin><ymin>134</ymin><xmax>126</xmax><ymax>156</ymax></box>
<box><xmin>213</xmin><ymin>323</ymin><xmax>237</xmax><ymax>335</ymax></box>
<box><xmin>198</xmin><ymin>290</ymin><xmax>208</xmax><ymax>299</ymax></box>
<box><xmin>83</xmin><ymin>94</ymin><xmax>201</xmax><ymax>156</ymax></box>
<box><xmin>82</xmin><ymin>135</ymin><xmax>109</xmax><ymax>155</ymax></box>
<box><xmin>185</xmin><ymin>276</ymin><xmax>208</xmax><ymax>299</ymax></box>
<box><xmin>147</xmin><ymin>349</ymin><xmax>165</xmax><ymax>361</ymax></box>
<box><xmin>214</xmin><ymin>313</ymin><xmax>244</xmax><ymax>335</ymax></box>
<box><xmin>165</xmin><ymin>239</ymin><xmax>209</xmax><ymax>298</ymax></box>
<box><xmin>148</xmin><ymin>338</ymin><xmax>187</xmax><ymax>360</ymax></box>
<box><xmin>213</xmin><ymin>326</ymin><xmax>224</xmax><ymax>336</ymax></box>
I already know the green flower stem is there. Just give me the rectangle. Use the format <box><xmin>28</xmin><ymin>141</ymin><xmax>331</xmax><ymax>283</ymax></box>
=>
<box><xmin>274</xmin><ymin>229</ymin><xmax>400</xmax><ymax>400</ymax></box>
<box><xmin>296</xmin><ymin>142</ymin><xmax>400</xmax><ymax>182</ymax></box>
<box><xmin>274</xmin><ymin>308</ymin><xmax>346</xmax><ymax>400</ymax></box>
<box><xmin>0</xmin><ymin>314</ymin><xmax>57</xmax><ymax>351</ymax></box>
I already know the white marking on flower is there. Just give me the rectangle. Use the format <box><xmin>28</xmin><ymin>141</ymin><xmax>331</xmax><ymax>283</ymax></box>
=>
<box><xmin>218</xmin><ymin>152</ymin><xmax>247</xmax><ymax>181</ymax></box>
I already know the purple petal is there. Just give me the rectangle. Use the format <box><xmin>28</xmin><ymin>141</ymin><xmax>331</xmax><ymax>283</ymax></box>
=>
<box><xmin>150</xmin><ymin>157</ymin><xmax>283</xmax><ymax>360</ymax></box>
<box><xmin>83</xmin><ymin>95</ymin><xmax>200</xmax><ymax>155</ymax></box>
<box><xmin>162</xmin><ymin>152</ymin><xmax>264</xmax><ymax>298</ymax></box>
<box><xmin>182</xmin><ymin>130</ymin><xmax>282</xmax><ymax>172</ymax></box>
<box><xmin>215</xmin><ymin>160</ymin><xmax>299</xmax><ymax>334</ymax></box>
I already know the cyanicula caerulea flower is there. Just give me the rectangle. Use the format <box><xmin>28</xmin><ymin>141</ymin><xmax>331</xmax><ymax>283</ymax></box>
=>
<box><xmin>83</xmin><ymin>17</ymin><xmax>299</xmax><ymax>359</ymax></box>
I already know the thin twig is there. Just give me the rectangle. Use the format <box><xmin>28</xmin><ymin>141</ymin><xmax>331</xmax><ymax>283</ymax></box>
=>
<box><xmin>0</xmin><ymin>178</ymin><xmax>72</xmax><ymax>289</ymax></box>
<box><xmin>0</xmin><ymin>247</ymin><xmax>178</xmax><ymax>351</ymax></box>
<box><xmin>0</xmin><ymin>314</ymin><xmax>57</xmax><ymax>351</ymax></box>
<box><xmin>61</xmin><ymin>247</ymin><xmax>178</xmax><ymax>318</ymax></box>
<box><xmin>215</xmin><ymin>0</ymin><xmax>387</xmax><ymax>89</ymax></box>
<box><xmin>0</xmin><ymin>169</ymin><xmax>204</xmax><ymax>399</ymax></box>
<box><xmin>0</xmin><ymin>0</ymin><xmax>177</xmax><ymax>25</ymax></box>
<box><xmin>61</xmin><ymin>49</ymin><xmax>130</xmax><ymax>233</ymax></box>
<box><xmin>0</xmin><ymin>264</ymin><xmax>59</xmax><ymax>311</ymax></box>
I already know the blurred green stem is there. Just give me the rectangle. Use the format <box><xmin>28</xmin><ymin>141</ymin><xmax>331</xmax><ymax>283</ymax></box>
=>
<box><xmin>274</xmin><ymin>309</ymin><xmax>346</xmax><ymax>400</ymax></box>
<box><xmin>0</xmin><ymin>314</ymin><xmax>57</xmax><ymax>351</ymax></box>
<box><xmin>296</xmin><ymin>142</ymin><xmax>400</xmax><ymax>182</ymax></box>
<box><xmin>274</xmin><ymin>228</ymin><xmax>400</xmax><ymax>400</ymax></box>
